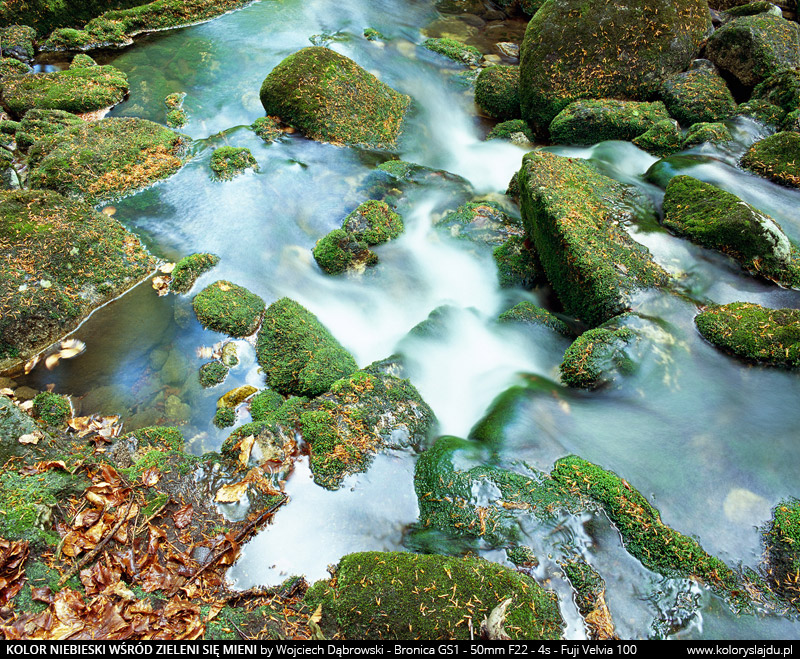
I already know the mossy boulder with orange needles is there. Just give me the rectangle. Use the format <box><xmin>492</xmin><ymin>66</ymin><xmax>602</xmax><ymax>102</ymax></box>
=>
<box><xmin>193</xmin><ymin>280</ymin><xmax>265</xmax><ymax>338</ymax></box>
<box><xmin>0</xmin><ymin>189</ymin><xmax>155</xmax><ymax>372</ymax></box>
<box><xmin>27</xmin><ymin>117</ymin><xmax>187</xmax><ymax>204</ymax></box>
<box><xmin>259</xmin><ymin>46</ymin><xmax>411</xmax><ymax>150</ymax></box>
<box><xmin>764</xmin><ymin>498</ymin><xmax>800</xmax><ymax>611</ymax></box>
<box><xmin>740</xmin><ymin>131</ymin><xmax>800</xmax><ymax>189</ymax></box>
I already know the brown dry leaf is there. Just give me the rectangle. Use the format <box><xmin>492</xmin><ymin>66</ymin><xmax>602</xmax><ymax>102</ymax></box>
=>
<box><xmin>141</xmin><ymin>467</ymin><xmax>160</xmax><ymax>487</ymax></box>
<box><xmin>238</xmin><ymin>434</ymin><xmax>255</xmax><ymax>467</ymax></box>
<box><xmin>0</xmin><ymin>538</ymin><xmax>29</xmax><ymax>605</ymax></box>
<box><xmin>151</xmin><ymin>276</ymin><xmax>170</xmax><ymax>296</ymax></box>
<box><xmin>58</xmin><ymin>339</ymin><xmax>86</xmax><ymax>360</ymax></box>
<box><xmin>18</xmin><ymin>433</ymin><xmax>41</xmax><ymax>445</ymax></box>
<box><xmin>310</xmin><ymin>603</ymin><xmax>323</xmax><ymax>625</ymax></box>
<box><xmin>205</xmin><ymin>600</ymin><xmax>226</xmax><ymax>623</ymax></box>
<box><xmin>45</xmin><ymin>353</ymin><xmax>61</xmax><ymax>370</ymax></box>
<box><xmin>172</xmin><ymin>504</ymin><xmax>193</xmax><ymax>530</ymax></box>
<box><xmin>215</xmin><ymin>480</ymin><xmax>249</xmax><ymax>503</ymax></box>
<box><xmin>159</xmin><ymin>262</ymin><xmax>176</xmax><ymax>274</ymax></box>
<box><xmin>23</xmin><ymin>354</ymin><xmax>40</xmax><ymax>374</ymax></box>
<box><xmin>0</xmin><ymin>388</ymin><xmax>14</xmax><ymax>396</ymax></box>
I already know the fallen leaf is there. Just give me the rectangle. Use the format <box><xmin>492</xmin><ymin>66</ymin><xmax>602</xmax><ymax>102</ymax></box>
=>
<box><xmin>172</xmin><ymin>504</ymin><xmax>193</xmax><ymax>530</ymax></box>
<box><xmin>18</xmin><ymin>433</ymin><xmax>41</xmax><ymax>445</ymax></box>
<box><xmin>238</xmin><ymin>434</ymin><xmax>255</xmax><ymax>467</ymax></box>
<box><xmin>215</xmin><ymin>480</ymin><xmax>249</xmax><ymax>503</ymax></box>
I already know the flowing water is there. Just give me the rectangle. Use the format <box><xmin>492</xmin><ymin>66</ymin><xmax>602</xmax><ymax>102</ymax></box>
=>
<box><xmin>18</xmin><ymin>0</ymin><xmax>800</xmax><ymax>640</ymax></box>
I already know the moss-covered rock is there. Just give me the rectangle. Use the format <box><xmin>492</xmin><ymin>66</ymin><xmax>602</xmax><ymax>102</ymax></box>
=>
<box><xmin>559</xmin><ymin>316</ymin><xmax>637</xmax><ymax>389</ymax></box>
<box><xmin>209</xmin><ymin>146</ymin><xmax>258</xmax><ymax>180</ymax></box>
<box><xmin>0</xmin><ymin>189</ymin><xmax>154</xmax><ymax>370</ymax></box>
<box><xmin>422</xmin><ymin>37</ymin><xmax>482</xmax><ymax>66</ymax></box>
<box><xmin>15</xmin><ymin>108</ymin><xmax>84</xmax><ymax>150</ymax></box>
<box><xmin>659</xmin><ymin>68</ymin><xmax>737</xmax><ymax>125</ymax></box>
<box><xmin>251</xmin><ymin>116</ymin><xmax>283</xmax><ymax>143</ymax></box>
<box><xmin>519</xmin><ymin>0</ymin><xmax>712</xmax><ymax>131</ymax></box>
<box><xmin>249</xmin><ymin>389</ymin><xmax>284</xmax><ymax>422</ymax></box>
<box><xmin>255</xmin><ymin>297</ymin><xmax>357</xmax><ymax>397</ymax></box>
<box><xmin>0</xmin><ymin>58</ymin><xmax>31</xmax><ymax>80</ymax></box>
<box><xmin>493</xmin><ymin>235</ymin><xmax>545</xmax><ymax>289</ymax></box>
<box><xmin>259</xmin><ymin>47</ymin><xmax>410</xmax><ymax>150</ymax></box>
<box><xmin>632</xmin><ymin>118</ymin><xmax>683</xmax><ymax>157</ymax></box>
<box><xmin>498</xmin><ymin>301</ymin><xmax>571</xmax><ymax>335</ymax></box>
<box><xmin>517</xmin><ymin>150</ymin><xmax>667</xmax><ymax>326</ymax></box>
<box><xmin>764</xmin><ymin>498</ymin><xmax>800</xmax><ymax>610</ymax></box>
<box><xmin>682</xmin><ymin>121</ymin><xmax>734</xmax><ymax>148</ymax></box>
<box><xmin>306</xmin><ymin>551</ymin><xmax>564</xmax><ymax>640</ymax></box>
<box><xmin>169</xmin><ymin>252</ymin><xmax>219</xmax><ymax>294</ymax></box>
<box><xmin>486</xmin><ymin>118</ymin><xmax>534</xmax><ymax>142</ymax></box>
<box><xmin>69</xmin><ymin>54</ymin><xmax>97</xmax><ymax>69</ymax></box>
<box><xmin>474</xmin><ymin>65</ymin><xmax>520</xmax><ymax>120</ymax></box>
<box><xmin>695</xmin><ymin>302</ymin><xmax>800</xmax><ymax>367</ymax></box>
<box><xmin>342</xmin><ymin>200</ymin><xmax>403</xmax><ymax>245</ymax></box>
<box><xmin>28</xmin><ymin>117</ymin><xmax>186</xmax><ymax>204</ymax></box>
<box><xmin>551</xmin><ymin>455</ymin><xmax>748</xmax><ymax>608</ymax></box>
<box><xmin>736</xmin><ymin>97</ymin><xmax>786</xmax><ymax>127</ymax></box>
<box><xmin>32</xmin><ymin>391</ymin><xmax>71</xmax><ymax>426</ymax></box>
<box><xmin>192</xmin><ymin>280</ymin><xmax>264</xmax><ymax>337</ymax></box>
<box><xmin>549</xmin><ymin>99</ymin><xmax>671</xmax><ymax>145</ymax></box>
<box><xmin>0</xmin><ymin>25</ymin><xmax>37</xmax><ymax>64</ymax></box>
<box><xmin>561</xmin><ymin>557</ymin><xmax>618</xmax><ymax>640</ymax></box>
<box><xmin>199</xmin><ymin>361</ymin><xmax>228</xmax><ymax>388</ymax></box>
<box><xmin>662</xmin><ymin>175</ymin><xmax>799</xmax><ymax>285</ymax></box>
<box><xmin>312</xmin><ymin>229</ymin><xmax>376</xmax><ymax>275</ymax></box>
<box><xmin>740</xmin><ymin>131</ymin><xmax>800</xmax><ymax>188</ymax></box>
<box><xmin>752</xmin><ymin>68</ymin><xmax>800</xmax><ymax>124</ymax></box>
<box><xmin>0</xmin><ymin>64</ymin><xmax>128</xmax><ymax>117</ymax></box>
<box><xmin>437</xmin><ymin>200</ymin><xmax>523</xmax><ymax>246</ymax></box>
<box><xmin>707</xmin><ymin>14</ymin><xmax>800</xmax><ymax>87</ymax></box>
<box><xmin>213</xmin><ymin>407</ymin><xmax>236</xmax><ymax>428</ymax></box>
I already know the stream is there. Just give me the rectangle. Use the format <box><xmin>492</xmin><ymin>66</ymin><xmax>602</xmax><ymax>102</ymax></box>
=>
<box><xmin>17</xmin><ymin>0</ymin><xmax>800</xmax><ymax>640</ymax></box>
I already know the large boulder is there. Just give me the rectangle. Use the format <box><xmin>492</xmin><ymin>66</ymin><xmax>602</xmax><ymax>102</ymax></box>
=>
<box><xmin>519</xmin><ymin>0</ymin><xmax>711</xmax><ymax>130</ymax></box>
<box><xmin>516</xmin><ymin>150</ymin><xmax>668</xmax><ymax>326</ymax></box>
<box><xmin>707</xmin><ymin>14</ymin><xmax>800</xmax><ymax>88</ymax></box>
<box><xmin>740</xmin><ymin>131</ymin><xmax>800</xmax><ymax>188</ymax></box>
<box><xmin>548</xmin><ymin>99</ymin><xmax>671</xmax><ymax>145</ymax></box>
<box><xmin>0</xmin><ymin>189</ymin><xmax>154</xmax><ymax>373</ymax></box>
<box><xmin>659</xmin><ymin>67</ymin><xmax>737</xmax><ymax>125</ymax></box>
<box><xmin>259</xmin><ymin>47</ymin><xmax>410</xmax><ymax>150</ymax></box>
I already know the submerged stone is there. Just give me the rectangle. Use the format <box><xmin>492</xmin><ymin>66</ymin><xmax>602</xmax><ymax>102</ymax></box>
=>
<box><xmin>305</xmin><ymin>551</ymin><xmax>564</xmax><ymax>640</ymax></box>
<box><xmin>256</xmin><ymin>297</ymin><xmax>357</xmax><ymax>397</ymax></box>
<box><xmin>259</xmin><ymin>46</ymin><xmax>410</xmax><ymax>150</ymax></box>
<box><xmin>517</xmin><ymin>150</ymin><xmax>667</xmax><ymax>326</ymax></box>
<box><xmin>474</xmin><ymin>65</ymin><xmax>521</xmax><ymax>120</ymax></box>
<box><xmin>193</xmin><ymin>280</ymin><xmax>265</xmax><ymax>338</ymax></box>
<box><xmin>548</xmin><ymin>99</ymin><xmax>670</xmax><ymax>145</ymax></box>
<box><xmin>695</xmin><ymin>302</ymin><xmax>800</xmax><ymax>367</ymax></box>
<box><xmin>28</xmin><ymin>117</ymin><xmax>186</xmax><ymax>204</ymax></box>
<box><xmin>740</xmin><ymin>131</ymin><xmax>800</xmax><ymax>189</ymax></box>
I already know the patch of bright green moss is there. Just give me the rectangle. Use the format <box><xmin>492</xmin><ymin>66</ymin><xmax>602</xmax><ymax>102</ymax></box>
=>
<box><xmin>486</xmin><ymin>119</ymin><xmax>535</xmax><ymax>142</ymax></box>
<box><xmin>213</xmin><ymin>407</ymin><xmax>236</xmax><ymax>428</ymax></box>
<box><xmin>632</xmin><ymin>119</ymin><xmax>683</xmax><ymax>157</ymax></box>
<box><xmin>312</xmin><ymin>229</ymin><xmax>376</xmax><ymax>275</ymax></box>
<box><xmin>32</xmin><ymin>391</ymin><xmax>71</xmax><ymax>426</ymax></box>
<box><xmin>15</xmin><ymin>108</ymin><xmax>84</xmax><ymax>150</ymax></box>
<box><xmin>659</xmin><ymin>68</ymin><xmax>737</xmax><ymax>125</ymax></box>
<box><xmin>493</xmin><ymin>235</ymin><xmax>545</xmax><ymax>289</ymax></box>
<box><xmin>741</xmin><ymin>131</ymin><xmax>800</xmax><ymax>189</ymax></box>
<box><xmin>475</xmin><ymin>65</ymin><xmax>520</xmax><ymax>120</ymax></box>
<box><xmin>249</xmin><ymin>389</ymin><xmax>284</xmax><ymax>422</ymax></box>
<box><xmin>559</xmin><ymin>319</ymin><xmax>636</xmax><ymax>389</ymax></box>
<box><xmin>764</xmin><ymin>498</ymin><xmax>800</xmax><ymax>610</ymax></box>
<box><xmin>549</xmin><ymin>99</ymin><xmax>670</xmax><ymax>145</ymax></box>
<box><xmin>498</xmin><ymin>301</ymin><xmax>571</xmax><ymax>336</ymax></box>
<box><xmin>682</xmin><ymin>121</ymin><xmax>733</xmax><ymax>148</ymax></box>
<box><xmin>128</xmin><ymin>426</ymin><xmax>185</xmax><ymax>451</ymax></box>
<box><xmin>251</xmin><ymin>116</ymin><xmax>283</xmax><ymax>143</ymax></box>
<box><xmin>169</xmin><ymin>252</ymin><xmax>219</xmax><ymax>294</ymax></box>
<box><xmin>193</xmin><ymin>280</ymin><xmax>265</xmax><ymax>337</ymax></box>
<box><xmin>209</xmin><ymin>146</ymin><xmax>258</xmax><ymax>180</ymax></box>
<box><xmin>422</xmin><ymin>37</ymin><xmax>482</xmax><ymax>66</ymax></box>
<box><xmin>199</xmin><ymin>361</ymin><xmax>228</xmax><ymax>388</ymax></box>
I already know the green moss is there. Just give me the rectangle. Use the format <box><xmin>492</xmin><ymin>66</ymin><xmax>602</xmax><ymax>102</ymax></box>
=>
<box><xmin>166</xmin><ymin>108</ymin><xmax>187</xmax><ymax>128</ymax></box>
<box><xmin>127</xmin><ymin>425</ymin><xmax>185</xmax><ymax>451</ymax></box>
<box><xmin>307</xmin><ymin>551</ymin><xmax>564</xmax><ymax>640</ymax></box>
<box><xmin>561</xmin><ymin>557</ymin><xmax>606</xmax><ymax>619</ymax></box>
<box><xmin>474</xmin><ymin>65</ymin><xmax>520</xmax><ymax>121</ymax></box>
<box><xmin>69</xmin><ymin>54</ymin><xmax>98</xmax><ymax>69</ymax></box>
<box><xmin>199</xmin><ymin>361</ymin><xmax>228</xmax><ymax>388</ymax></box>
<box><xmin>192</xmin><ymin>280</ymin><xmax>265</xmax><ymax>337</ymax></box>
<box><xmin>28</xmin><ymin>117</ymin><xmax>186</xmax><ymax>204</ymax></box>
<box><xmin>13</xmin><ymin>559</ymin><xmax>82</xmax><ymax>615</ymax></box>
<box><xmin>0</xmin><ymin>57</ymin><xmax>31</xmax><ymax>79</ymax></box>
<box><xmin>753</xmin><ymin>68</ymin><xmax>800</xmax><ymax>119</ymax></box>
<box><xmin>342</xmin><ymin>200</ymin><xmax>403</xmax><ymax>245</ymax></box>
<box><xmin>122</xmin><ymin>447</ymin><xmax>199</xmax><ymax>481</ymax></box>
<box><xmin>32</xmin><ymin>391</ymin><xmax>71</xmax><ymax>426</ymax></box>
<box><xmin>736</xmin><ymin>98</ymin><xmax>786</xmax><ymax>127</ymax></box>
<box><xmin>498</xmin><ymin>301</ymin><xmax>571</xmax><ymax>335</ymax></box>
<box><xmin>0</xmin><ymin>25</ymin><xmax>37</xmax><ymax>62</ymax></box>
<box><xmin>560</xmin><ymin>320</ymin><xmax>636</xmax><ymax>389</ymax></box>
<box><xmin>659</xmin><ymin>68</ymin><xmax>737</xmax><ymax>125</ymax></box>
<box><xmin>486</xmin><ymin>119</ymin><xmax>535</xmax><ymax>142</ymax></box>
<box><xmin>251</xmin><ymin>116</ymin><xmax>283</xmax><ymax>143</ymax></box>
<box><xmin>256</xmin><ymin>297</ymin><xmax>357</xmax><ymax>397</ymax></box>
<box><xmin>741</xmin><ymin>131</ymin><xmax>800</xmax><ymax>188</ymax></box>
<box><xmin>632</xmin><ymin>118</ymin><xmax>683</xmax><ymax>157</ymax></box>
<box><xmin>164</xmin><ymin>92</ymin><xmax>184</xmax><ymax>109</ymax></box>
<box><xmin>519</xmin><ymin>0</ymin><xmax>712</xmax><ymax>131</ymax></box>
<box><xmin>551</xmin><ymin>455</ymin><xmax>749</xmax><ymax>609</ymax></box>
<box><xmin>363</xmin><ymin>28</ymin><xmax>385</xmax><ymax>41</ymax></box>
<box><xmin>438</xmin><ymin>200</ymin><xmax>521</xmax><ymax>246</ymax></box>
<box><xmin>549</xmin><ymin>99</ymin><xmax>670</xmax><ymax>145</ymax></box>
<box><xmin>707</xmin><ymin>14</ymin><xmax>800</xmax><ymax>87</ymax></box>
<box><xmin>422</xmin><ymin>37</ymin><xmax>482</xmax><ymax>66</ymax></box>
<box><xmin>249</xmin><ymin>389</ymin><xmax>284</xmax><ymax>422</ymax></box>
<box><xmin>764</xmin><ymin>498</ymin><xmax>800</xmax><ymax>610</ymax></box>
<box><xmin>662</xmin><ymin>175</ymin><xmax>799</xmax><ymax>285</ymax></box>
<box><xmin>493</xmin><ymin>235</ymin><xmax>545</xmax><ymax>289</ymax></box>
<box><xmin>209</xmin><ymin>146</ymin><xmax>258</xmax><ymax>180</ymax></box>
<box><xmin>517</xmin><ymin>150</ymin><xmax>667</xmax><ymax>327</ymax></box>
<box><xmin>259</xmin><ymin>46</ymin><xmax>410</xmax><ymax>150</ymax></box>
<box><xmin>169</xmin><ymin>252</ymin><xmax>220</xmax><ymax>294</ymax></box>
<box><xmin>695</xmin><ymin>302</ymin><xmax>800</xmax><ymax>367</ymax></box>
<box><xmin>723</xmin><ymin>2</ymin><xmax>784</xmax><ymax>16</ymax></box>
<box><xmin>1</xmin><ymin>65</ymin><xmax>128</xmax><ymax>117</ymax></box>
<box><xmin>213</xmin><ymin>407</ymin><xmax>236</xmax><ymax>428</ymax></box>
<box><xmin>312</xmin><ymin>229</ymin><xmax>376</xmax><ymax>275</ymax></box>
<box><xmin>682</xmin><ymin>121</ymin><xmax>734</xmax><ymax>148</ymax></box>
<box><xmin>15</xmin><ymin>108</ymin><xmax>85</xmax><ymax>150</ymax></box>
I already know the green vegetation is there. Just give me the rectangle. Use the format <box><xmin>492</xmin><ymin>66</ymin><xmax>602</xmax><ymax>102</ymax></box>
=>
<box><xmin>517</xmin><ymin>150</ymin><xmax>667</xmax><ymax>326</ymax></box>
<box><xmin>0</xmin><ymin>58</ymin><xmax>30</xmax><ymax>79</ymax></box>
<box><xmin>659</xmin><ymin>68</ymin><xmax>737</xmax><ymax>125</ymax></box>
<box><xmin>127</xmin><ymin>425</ymin><xmax>185</xmax><ymax>451</ymax></box>
<box><xmin>632</xmin><ymin>119</ymin><xmax>683</xmax><ymax>157</ymax></box>
<box><xmin>764</xmin><ymin>499</ymin><xmax>800</xmax><ymax>610</ymax></box>
<box><xmin>736</xmin><ymin>98</ymin><xmax>786</xmax><ymax>127</ymax></box>
<box><xmin>363</xmin><ymin>28</ymin><xmax>385</xmax><ymax>41</ymax></box>
<box><xmin>255</xmin><ymin>297</ymin><xmax>357</xmax><ymax>397</ymax></box>
<box><xmin>251</xmin><ymin>116</ymin><xmax>283</xmax><ymax>143</ymax></box>
<box><xmin>422</xmin><ymin>37</ymin><xmax>481</xmax><ymax>66</ymax></box>
<box><xmin>437</xmin><ymin>201</ymin><xmax>521</xmax><ymax>246</ymax></box>
<box><xmin>560</xmin><ymin>318</ymin><xmax>636</xmax><ymax>389</ymax></box>
<box><xmin>249</xmin><ymin>389</ymin><xmax>284</xmax><ymax>422</ymax></box>
<box><xmin>28</xmin><ymin>117</ymin><xmax>186</xmax><ymax>204</ymax></box>
<box><xmin>259</xmin><ymin>47</ymin><xmax>410</xmax><ymax>150</ymax></box>
<box><xmin>0</xmin><ymin>25</ymin><xmax>37</xmax><ymax>62</ymax></box>
<box><xmin>312</xmin><ymin>229</ymin><xmax>377</xmax><ymax>274</ymax></box>
<box><xmin>306</xmin><ymin>551</ymin><xmax>564</xmax><ymax>640</ymax></box>
<box><xmin>199</xmin><ymin>361</ymin><xmax>228</xmax><ymax>388</ymax></box>
<box><xmin>493</xmin><ymin>236</ymin><xmax>545</xmax><ymax>289</ymax></box>
<box><xmin>486</xmin><ymin>119</ymin><xmax>535</xmax><ymax>142</ymax></box>
<box><xmin>15</xmin><ymin>109</ymin><xmax>85</xmax><ymax>150</ymax></box>
<box><xmin>695</xmin><ymin>302</ymin><xmax>800</xmax><ymax>367</ymax></box>
<box><xmin>682</xmin><ymin>122</ymin><xmax>733</xmax><ymax>148</ymax></box>
<box><xmin>169</xmin><ymin>252</ymin><xmax>220</xmax><ymax>294</ymax></box>
<box><xmin>69</xmin><ymin>54</ymin><xmax>98</xmax><ymax>69</ymax></box>
<box><xmin>1</xmin><ymin>65</ymin><xmax>128</xmax><ymax>117</ymax></box>
<box><xmin>32</xmin><ymin>391</ymin><xmax>72</xmax><ymax>426</ymax></box>
<box><xmin>192</xmin><ymin>280</ymin><xmax>265</xmax><ymax>337</ymax></box>
<box><xmin>753</xmin><ymin>69</ymin><xmax>800</xmax><ymax>121</ymax></box>
<box><xmin>209</xmin><ymin>146</ymin><xmax>258</xmax><ymax>180</ymax></box>
<box><xmin>498</xmin><ymin>301</ymin><xmax>571</xmax><ymax>336</ymax></box>
<box><xmin>741</xmin><ymin>132</ymin><xmax>800</xmax><ymax>189</ymax></box>
<box><xmin>342</xmin><ymin>200</ymin><xmax>404</xmax><ymax>245</ymax></box>
<box><xmin>213</xmin><ymin>407</ymin><xmax>236</xmax><ymax>428</ymax></box>
<box><xmin>549</xmin><ymin>99</ymin><xmax>670</xmax><ymax>145</ymax></box>
<box><xmin>474</xmin><ymin>65</ymin><xmax>520</xmax><ymax>120</ymax></box>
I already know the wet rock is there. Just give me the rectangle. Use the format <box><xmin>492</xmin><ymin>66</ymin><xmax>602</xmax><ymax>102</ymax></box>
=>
<box><xmin>15</xmin><ymin>109</ymin><xmax>85</xmax><ymax>151</ymax></box>
<box><xmin>735</xmin><ymin>98</ymin><xmax>786</xmax><ymax>127</ymax></box>
<box><xmin>209</xmin><ymin>146</ymin><xmax>258</xmax><ymax>180</ymax></box>
<box><xmin>220</xmin><ymin>341</ymin><xmax>238</xmax><ymax>367</ymax></box>
<box><xmin>165</xmin><ymin>394</ymin><xmax>191</xmax><ymax>424</ymax></box>
<box><xmin>752</xmin><ymin>69</ymin><xmax>800</xmax><ymax>123</ymax></box>
<box><xmin>561</xmin><ymin>557</ymin><xmax>619</xmax><ymax>640</ymax></box>
<box><xmin>436</xmin><ymin>200</ymin><xmax>523</xmax><ymax>246</ymax></box>
<box><xmin>493</xmin><ymin>236</ymin><xmax>546</xmax><ymax>288</ymax></box>
<box><xmin>695</xmin><ymin>302</ymin><xmax>800</xmax><ymax>367</ymax></box>
<box><xmin>305</xmin><ymin>551</ymin><xmax>564</xmax><ymax>640</ymax></box>
<box><xmin>682</xmin><ymin>121</ymin><xmax>734</xmax><ymax>148</ymax></box>
<box><xmin>161</xmin><ymin>349</ymin><xmax>189</xmax><ymax>386</ymax></box>
<box><xmin>251</xmin><ymin>116</ymin><xmax>283</xmax><ymax>143</ymax></box>
<box><xmin>1</xmin><ymin>64</ymin><xmax>128</xmax><ymax>118</ymax></box>
<box><xmin>764</xmin><ymin>498</ymin><xmax>800</xmax><ymax>611</ymax></box>
<box><xmin>519</xmin><ymin>0</ymin><xmax>712</xmax><ymax>131</ymax></box>
<box><xmin>0</xmin><ymin>190</ymin><xmax>154</xmax><ymax>373</ymax></box>
<box><xmin>516</xmin><ymin>150</ymin><xmax>667</xmax><ymax>326</ymax></box>
<box><xmin>498</xmin><ymin>301</ymin><xmax>571</xmax><ymax>336</ymax></box>
<box><xmin>199</xmin><ymin>361</ymin><xmax>228</xmax><ymax>388</ymax></box>
<box><xmin>0</xmin><ymin>25</ymin><xmax>36</xmax><ymax>65</ymax></box>
<box><xmin>632</xmin><ymin>118</ymin><xmax>683</xmax><ymax>157</ymax></box>
<box><xmin>422</xmin><ymin>37</ymin><xmax>482</xmax><ymax>66</ymax></box>
<box><xmin>495</xmin><ymin>42</ymin><xmax>520</xmax><ymax>59</ymax></box>
<box><xmin>474</xmin><ymin>65</ymin><xmax>520</xmax><ymax>120</ymax></box>
<box><xmin>741</xmin><ymin>131</ymin><xmax>800</xmax><ymax>188</ymax></box>
<box><xmin>193</xmin><ymin>280</ymin><xmax>265</xmax><ymax>338</ymax></box>
<box><xmin>549</xmin><ymin>99</ymin><xmax>671</xmax><ymax>145</ymax></box>
<box><xmin>659</xmin><ymin>68</ymin><xmax>737</xmax><ymax>125</ymax></box>
<box><xmin>11</xmin><ymin>386</ymin><xmax>37</xmax><ymax>401</ymax></box>
<box><xmin>707</xmin><ymin>13</ymin><xmax>800</xmax><ymax>87</ymax></box>
<box><xmin>0</xmin><ymin>395</ymin><xmax>41</xmax><ymax>451</ymax></box>
<box><xmin>217</xmin><ymin>385</ymin><xmax>257</xmax><ymax>409</ymax></box>
<box><xmin>169</xmin><ymin>253</ymin><xmax>220</xmax><ymax>295</ymax></box>
<box><xmin>485</xmin><ymin>118</ymin><xmax>534</xmax><ymax>142</ymax></box>
<box><xmin>255</xmin><ymin>298</ymin><xmax>357</xmax><ymax>397</ymax></box>
<box><xmin>662</xmin><ymin>175</ymin><xmax>799</xmax><ymax>285</ymax></box>
<box><xmin>27</xmin><ymin>117</ymin><xmax>187</xmax><ymax>204</ymax></box>
<box><xmin>259</xmin><ymin>47</ymin><xmax>410</xmax><ymax>150</ymax></box>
